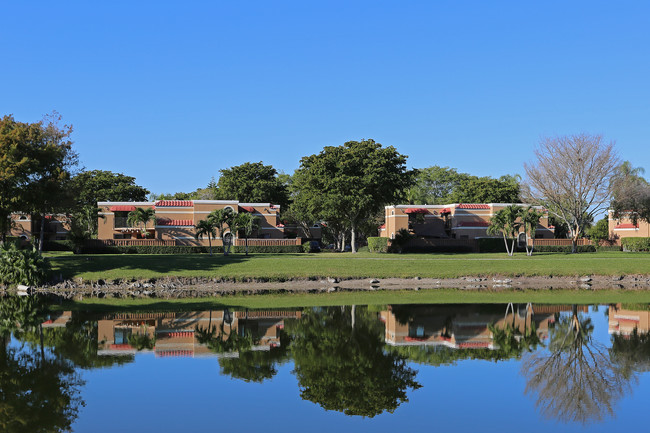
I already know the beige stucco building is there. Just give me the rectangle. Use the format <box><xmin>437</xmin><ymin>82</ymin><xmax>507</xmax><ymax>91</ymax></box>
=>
<box><xmin>608</xmin><ymin>211</ymin><xmax>650</xmax><ymax>244</ymax></box>
<box><xmin>381</xmin><ymin>203</ymin><xmax>554</xmax><ymax>242</ymax></box>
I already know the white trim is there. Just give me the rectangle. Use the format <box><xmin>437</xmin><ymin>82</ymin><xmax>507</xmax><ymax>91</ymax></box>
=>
<box><xmin>98</xmin><ymin>212</ymin><xmax>114</xmax><ymax>216</ymax></box>
<box><xmin>614</xmin><ymin>228</ymin><xmax>639</xmax><ymax>231</ymax></box>
<box><xmin>173</xmin><ymin>236</ymin><xmax>197</xmax><ymax>239</ymax></box>
<box><xmin>260</xmin><ymin>227</ymin><xmax>283</xmax><ymax>230</ymax></box>
<box><xmin>386</xmin><ymin>215</ymin><xmax>409</xmax><ymax>218</ymax></box>
<box><xmin>98</xmin><ymin>201</ymin><xmax>154</xmax><ymax>206</ymax></box>
<box><xmin>239</xmin><ymin>203</ymin><xmax>271</xmax><ymax>207</ymax></box>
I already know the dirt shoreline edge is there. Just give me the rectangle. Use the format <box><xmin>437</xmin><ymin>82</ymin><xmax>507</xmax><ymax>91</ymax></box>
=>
<box><xmin>9</xmin><ymin>274</ymin><xmax>650</xmax><ymax>299</ymax></box>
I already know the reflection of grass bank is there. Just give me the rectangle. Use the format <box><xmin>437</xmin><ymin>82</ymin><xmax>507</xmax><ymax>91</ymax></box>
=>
<box><xmin>53</xmin><ymin>288</ymin><xmax>650</xmax><ymax>312</ymax></box>
<box><xmin>47</xmin><ymin>251</ymin><xmax>650</xmax><ymax>282</ymax></box>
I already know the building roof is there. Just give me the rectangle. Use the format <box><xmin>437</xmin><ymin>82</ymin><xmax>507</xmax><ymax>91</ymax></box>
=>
<box><xmin>157</xmin><ymin>219</ymin><xmax>194</xmax><ymax>226</ymax></box>
<box><xmin>456</xmin><ymin>204</ymin><xmax>490</xmax><ymax>209</ymax></box>
<box><xmin>109</xmin><ymin>205</ymin><xmax>136</xmax><ymax>212</ymax></box>
<box><xmin>615</xmin><ymin>223</ymin><xmax>639</xmax><ymax>229</ymax></box>
<box><xmin>404</xmin><ymin>208</ymin><xmax>431</xmax><ymax>214</ymax></box>
<box><xmin>155</xmin><ymin>200</ymin><xmax>193</xmax><ymax>207</ymax></box>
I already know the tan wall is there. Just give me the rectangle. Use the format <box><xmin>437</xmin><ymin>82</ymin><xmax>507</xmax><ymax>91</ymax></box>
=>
<box><xmin>608</xmin><ymin>212</ymin><xmax>650</xmax><ymax>242</ymax></box>
<box><xmin>9</xmin><ymin>214</ymin><xmax>32</xmax><ymax>239</ymax></box>
<box><xmin>609</xmin><ymin>304</ymin><xmax>650</xmax><ymax>335</ymax></box>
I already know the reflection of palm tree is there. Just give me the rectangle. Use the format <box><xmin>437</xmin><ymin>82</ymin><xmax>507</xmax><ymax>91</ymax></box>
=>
<box><xmin>521</xmin><ymin>305</ymin><xmax>631</xmax><ymax>424</ymax></box>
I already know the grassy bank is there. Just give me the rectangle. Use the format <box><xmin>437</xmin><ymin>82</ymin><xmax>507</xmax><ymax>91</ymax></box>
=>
<box><xmin>46</xmin><ymin>251</ymin><xmax>650</xmax><ymax>282</ymax></box>
<box><xmin>58</xmin><ymin>288</ymin><xmax>650</xmax><ymax>312</ymax></box>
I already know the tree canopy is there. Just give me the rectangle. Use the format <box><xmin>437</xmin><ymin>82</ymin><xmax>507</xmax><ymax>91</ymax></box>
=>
<box><xmin>215</xmin><ymin>162</ymin><xmax>289</xmax><ymax>209</ymax></box>
<box><xmin>610</xmin><ymin>161</ymin><xmax>650</xmax><ymax>224</ymax></box>
<box><xmin>71</xmin><ymin>170</ymin><xmax>149</xmax><ymax>208</ymax></box>
<box><xmin>291</xmin><ymin>139</ymin><xmax>414</xmax><ymax>252</ymax></box>
<box><xmin>406</xmin><ymin>166</ymin><xmax>521</xmax><ymax>205</ymax></box>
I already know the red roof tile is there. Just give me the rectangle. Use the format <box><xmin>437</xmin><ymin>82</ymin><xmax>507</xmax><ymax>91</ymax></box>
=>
<box><xmin>456</xmin><ymin>204</ymin><xmax>490</xmax><ymax>209</ymax></box>
<box><xmin>155</xmin><ymin>200</ymin><xmax>193</xmax><ymax>207</ymax></box>
<box><xmin>378</xmin><ymin>224</ymin><xmax>386</xmax><ymax>229</ymax></box>
<box><xmin>157</xmin><ymin>219</ymin><xmax>194</xmax><ymax>226</ymax></box>
<box><xmin>110</xmin><ymin>205</ymin><xmax>136</xmax><ymax>212</ymax></box>
<box><xmin>615</xmin><ymin>223</ymin><xmax>639</xmax><ymax>229</ymax></box>
<box><xmin>404</xmin><ymin>208</ymin><xmax>431</xmax><ymax>214</ymax></box>
<box><xmin>457</xmin><ymin>221</ymin><xmax>490</xmax><ymax>227</ymax></box>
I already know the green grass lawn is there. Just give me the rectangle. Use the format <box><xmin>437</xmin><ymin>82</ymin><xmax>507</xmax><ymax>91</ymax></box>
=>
<box><xmin>46</xmin><ymin>251</ymin><xmax>650</xmax><ymax>282</ymax></box>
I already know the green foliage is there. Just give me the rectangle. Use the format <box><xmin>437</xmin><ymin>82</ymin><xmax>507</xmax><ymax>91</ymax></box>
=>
<box><xmin>610</xmin><ymin>161</ymin><xmax>650</xmax><ymax>225</ymax></box>
<box><xmin>596</xmin><ymin>245</ymin><xmax>621</xmax><ymax>252</ymax></box>
<box><xmin>487</xmin><ymin>205</ymin><xmax>523</xmax><ymax>256</ymax></box>
<box><xmin>194</xmin><ymin>218</ymin><xmax>217</xmax><ymax>256</ymax></box>
<box><xmin>621</xmin><ymin>237</ymin><xmax>650</xmax><ymax>252</ymax></box>
<box><xmin>215</xmin><ymin>162</ymin><xmax>290</xmax><ymax>209</ymax></box>
<box><xmin>302</xmin><ymin>242</ymin><xmax>313</xmax><ymax>253</ymax></box>
<box><xmin>127</xmin><ymin>207</ymin><xmax>155</xmax><ymax>234</ymax></box>
<box><xmin>70</xmin><ymin>170</ymin><xmax>149</xmax><ymax>209</ymax></box>
<box><xmin>79</xmin><ymin>245</ymin><xmax>303</xmax><ymax>254</ymax></box>
<box><xmin>587</xmin><ymin>217</ymin><xmax>610</xmax><ymax>243</ymax></box>
<box><xmin>533</xmin><ymin>245</ymin><xmax>597</xmax><ymax>253</ymax></box>
<box><xmin>406</xmin><ymin>166</ymin><xmax>521</xmax><ymax>205</ymax></box>
<box><xmin>389</xmin><ymin>228</ymin><xmax>413</xmax><ymax>253</ymax></box>
<box><xmin>0</xmin><ymin>243</ymin><xmax>50</xmax><ymax>286</ymax></box>
<box><xmin>290</xmin><ymin>306</ymin><xmax>421</xmax><ymax>417</ymax></box>
<box><xmin>367</xmin><ymin>237</ymin><xmax>388</xmax><ymax>253</ymax></box>
<box><xmin>400</xmin><ymin>245</ymin><xmax>474</xmax><ymax>253</ymax></box>
<box><xmin>478</xmin><ymin>237</ymin><xmax>511</xmax><ymax>253</ymax></box>
<box><xmin>127</xmin><ymin>332</ymin><xmax>156</xmax><ymax>350</ymax></box>
<box><xmin>291</xmin><ymin>139</ymin><xmax>414</xmax><ymax>252</ymax></box>
<box><xmin>42</xmin><ymin>240</ymin><xmax>74</xmax><ymax>252</ymax></box>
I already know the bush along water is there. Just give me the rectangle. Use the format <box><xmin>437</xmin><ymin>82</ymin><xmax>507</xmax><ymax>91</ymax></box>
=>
<box><xmin>0</xmin><ymin>242</ymin><xmax>51</xmax><ymax>287</ymax></box>
<box><xmin>621</xmin><ymin>238</ymin><xmax>650</xmax><ymax>252</ymax></box>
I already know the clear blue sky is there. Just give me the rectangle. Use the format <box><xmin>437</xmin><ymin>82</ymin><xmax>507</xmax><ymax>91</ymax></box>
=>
<box><xmin>2</xmin><ymin>1</ymin><xmax>649</xmax><ymax>194</ymax></box>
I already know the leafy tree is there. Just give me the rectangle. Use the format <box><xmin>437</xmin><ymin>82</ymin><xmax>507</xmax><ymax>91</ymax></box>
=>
<box><xmin>208</xmin><ymin>208</ymin><xmax>236</xmax><ymax>256</ymax></box>
<box><xmin>610</xmin><ymin>161</ymin><xmax>650</xmax><ymax>225</ymax></box>
<box><xmin>127</xmin><ymin>207</ymin><xmax>155</xmax><ymax>237</ymax></box>
<box><xmin>234</xmin><ymin>212</ymin><xmax>259</xmax><ymax>256</ymax></box>
<box><xmin>195</xmin><ymin>218</ymin><xmax>217</xmax><ymax>256</ymax></box>
<box><xmin>453</xmin><ymin>175</ymin><xmax>521</xmax><ymax>204</ymax></box>
<box><xmin>487</xmin><ymin>205</ymin><xmax>523</xmax><ymax>256</ymax></box>
<box><xmin>292</xmin><ymin>139</ymin><xmax>414</xmax><ymax>252</ymax></box>
<box><xmin>71</xmin><ymin>170</ymin><xmax>149</xmax><ymax>209</ymax></box>
<box><xmin>610</xmin><ymin>328</ymin><xmax>650</xmax><ymax>377</ymax></box>
<box><xmin>522</xmin><ymin>206</ymin><xmax>544</xmax><ymax>256</ymax></box>
<box><xmin>391</xmin><ymin>228</ymin><xmax>413</xmax><ymax>253</ymax></box>
<box><xmin>0</xmin><ymin>116</ymin><xmax>40</xmax><ymax>243</ymax></box>
<box><xmin>215</xmin><ymin>162</ymin><xmax>290</xmax><ymax>209</ymax></box>
<box><xmin>586</xmin><ymin>217</ymin><xmax>610</xmax><ymax>244</ymax></box>
<box><xmin>290</xmin><ymin>306</ymin><xmax>421</xmax><ymax>417</ymax></box>
<box><xmin>0</xmin><ymin>243</ymin><xmax>50</xmax><ymax>286</ymax></box>
<box><xmin>524</xmin><ymin>134</ymin><xmax>619</xmax><ymax>253</ymax></box>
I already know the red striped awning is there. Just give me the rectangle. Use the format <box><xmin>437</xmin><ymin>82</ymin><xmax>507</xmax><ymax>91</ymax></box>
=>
<box><xmin>440</xmin><ymin>208</ymin><xmax>452</xmax><ymax>214</ymax></box>
<box><xmin>240</xmin><ymin>206</ymin><xmax>256</xmax><ymax>213</ymax></box>
<box><xmin>110</xmin><ymin>205</ymin><xmax>136</xmax><ymax>212</ymax></box>
<box><xmin>456</xmin><ymin>204</ymin><xmax>490</xmax><ymax>209</ymax></box>
<box><xmin>157</xmin><ymin>219</ymin><xmax>194</xmax><ymax>226</ymax></box>
<box><xmin>615</xmin><ymin>223</ymin><xmax>639</xmax><ymax>229</ymax></box>
<box><xmin>155</xmin><ymin>200</ymin><xmax>193</xmax><ymax>207</ymax></box>
<box><xmin>404</xmin><ymin>208</ymin><xmax>430</xmax><ymax>214</ymax></box>
<box><xmin>378</xmin><ymin>224</ymin><xmax>386</xmax><ymax>229</ymax></box>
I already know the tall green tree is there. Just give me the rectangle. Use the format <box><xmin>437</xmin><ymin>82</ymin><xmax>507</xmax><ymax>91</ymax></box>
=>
<box><xmin>215</xmin><ymin>162</ymin><xmax>290</xmax><ymax>209</ymax></box>
<box><xmin>208</xmin><ymin>207</ymin><xmax>236</xmax><ymax>256</ymax></box>
<box><xmin>70</xmin><ymin>170</ymin><xmax>149</xmax><ymax>208</ymax></box>
<box><xmin>292</xmin><ymin>139</ymin><xmax>414</xmax><ymax>252</ymax></box>
<box><xmin>610</xmin><ymin>161</ymin><xmax>650</xmax><ymax>225</ymax></box>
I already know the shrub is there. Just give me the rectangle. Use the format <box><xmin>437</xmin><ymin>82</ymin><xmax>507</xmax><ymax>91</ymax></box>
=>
<box><xmin>0</xmin><ymin>243</ymin><xmax>50</xmax><ymax>286</ymax></box>
<box><xmin>621</xmin><ymin>238</ymin><xmax>650</xmax><ymax>252</ymax></box>
<box><xmin>401</xmin><ymin>245</ymin><xmax>474</xmax><ymax>253</ymax></box>
<box><xmin>357</xmin><ymin>246</ymin><xmax>369</xmax><ymax>253</ymax></box>
<box><xmin>79</xmin><ymin>245</ymin><xmax>303</xmax><ymax>254</ymax></box>
<box><xmin>367</xmin><ymin>237</ymin><xmax>388</xmax><ymax>253</ymax></box>
<box><xmin>42</xmin><ymin>240</ymin><xmax>74</xmax><ymax>252</ymax></box>
<box><xmin>596</xmin><ymin>245</ymin><xmax>622</xmax><ymax>252</ymax></box>
<box><xmin>478</xmin><ymin>238</ymin><xmax>511</xmax><ymax>253</ymax></box>
<box><xmin>302</xmin><ymin>242</ymin><xmax>313</xmax><ymax>253</ymax></box>
<box><xmin>532</xmin><ymin>245</ymin><xmax>597</xmax><ymax>253</ymax></box>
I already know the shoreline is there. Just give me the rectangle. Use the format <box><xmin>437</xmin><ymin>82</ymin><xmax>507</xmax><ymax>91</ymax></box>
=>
<box><xmin>14</xmin><ymin>274</ymin><xmax>650</xmax><ymax>300</ymax></box>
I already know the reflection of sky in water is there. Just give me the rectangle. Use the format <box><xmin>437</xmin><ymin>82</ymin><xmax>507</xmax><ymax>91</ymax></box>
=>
<box><xmin>30</xmin><ymin>306</ymin><xmax>650</xmax><ymax>432</ymax></box>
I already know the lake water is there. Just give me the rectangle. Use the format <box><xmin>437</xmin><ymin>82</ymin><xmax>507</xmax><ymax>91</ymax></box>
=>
<box><xmin>2</xmin><ymin>298</ymin><xmax>650</xmax><ymax>432</ymax></box>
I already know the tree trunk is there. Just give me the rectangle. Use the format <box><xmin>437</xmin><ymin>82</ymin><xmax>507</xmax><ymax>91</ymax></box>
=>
<box><xmin>351</xmin><ymin>304</ymin><xmax>356</xmax><ymax>330</ymax></box>
<box><xmin>502</xmin><ymin>233</ymin><xmax>510</xmax><ymax>255</ymax></box>
<box><xmin>351</xmin><ymin>223</ymin><xmax>357</xmax><ymax>253</ymax></box>
<box><xmin>510</xmin><ymin>238</ymin><xmax>516</xmax><ymax>256</ymax></box>
<box><xmin>38</xmin><ymin>211</ymin><xmax>46</xmax><ymax>253</ymax></box>
<box><xmin>340</xmin><ymin>232</ymin><xmax>346</xmax><ymax>252</ymax></box>
<box><xmin>245</xmin><ymin>235</ymin><xmax>249</xmax><ymax>256</ymax></box>
<box><xmin>208</xmin><ymin>236</ymin><xmax>212</xmax><ymax>256</ymax></box>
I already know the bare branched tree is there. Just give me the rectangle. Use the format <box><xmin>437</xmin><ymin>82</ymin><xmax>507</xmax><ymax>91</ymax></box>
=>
<box><xmin>524</xmin><ymin>134</ymin><xmax>619</xmax><ymax>252</ymax></box>
<box><xmin>520</xmin><ymin>306</ymin><xmax>632</xmax><ymax>424</ymax></box>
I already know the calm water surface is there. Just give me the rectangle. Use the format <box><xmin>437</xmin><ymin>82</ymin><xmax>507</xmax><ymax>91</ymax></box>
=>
<box><xmin>2</xmin><ymin>298</ymin><xmax>650</xmax><ymax>432</ymax></box>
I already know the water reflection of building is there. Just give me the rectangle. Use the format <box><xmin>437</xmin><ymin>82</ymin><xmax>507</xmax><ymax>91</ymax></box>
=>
<box><xmin>96</xmin><ymin>310</ymin><xmax>301</xmax><ymax>357</ymax></box>
<box><xmin>608</xmin><ymin>304</ymin><xmax>650</xmax><ymax>336</ymax></box>
<box><xmin>42</xmin><ymin>311</ymin><xmax>73</xmax><ymax>328</ymax></box>
<box><xmin>380</xmin><ymin>304</ymin><xmax>581</xmax><ymax>349</ymax></box>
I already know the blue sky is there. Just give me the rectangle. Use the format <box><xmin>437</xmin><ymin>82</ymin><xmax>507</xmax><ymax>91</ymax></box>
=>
<box><xmin>2</xmin><ymin>1</ymin><xmax>649</xmax><ymax>194</ymax></box>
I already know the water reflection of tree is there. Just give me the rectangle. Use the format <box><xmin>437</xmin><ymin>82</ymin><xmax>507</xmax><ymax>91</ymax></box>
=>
<box><xmin>0</xmin><ymin>296</ymin><xmax>85</xmax><ymax>433</ymax></box>
<box><xmin>610</xmin><ymin>328</ymin><xmax>650</xmax><ymax>376</ymax></box>
<box><xmin>289</xmin><ymin>306</ymin><xmax>421</xmax><ymax>417</ymax></box>
<box><xmin>521</xmin><ymin>305</ymin><xmax>631</xmax><ymax>424</ymax></box>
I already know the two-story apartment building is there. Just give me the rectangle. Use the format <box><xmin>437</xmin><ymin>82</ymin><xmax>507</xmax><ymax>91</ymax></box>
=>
<box><xmin>608</xmin><ymin>211</ymin><xmax>650</xmax><ymax>243</ymax></box>
<box><xmin>98</xmin><ymin>200</ymin><xmax>320</xmax><ymax>246</ymax></box>
<box><xmin>381</xmin><ymin>203</ymin><xmax>555</xmax><ymax>242</ymax></box>
<box><xmin>8</xmin><ymin>213</ymin><xmax>71</xmax><ymax>242</ymax></box>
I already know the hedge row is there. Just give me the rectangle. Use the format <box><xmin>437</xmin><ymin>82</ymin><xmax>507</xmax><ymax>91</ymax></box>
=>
<box><xmin>401</xmin><ymin>245</ymin><xmax>474</xmax><ymax>253</ymax></box>
<box><xmin>621</xmin><ymin>238</ymin><xmax>650</xmax><ymax>252</ymax></box>
<box><xmin>43</xmin><ymin>240</ymin><xmax>74</xmax><ymax>251</ymax></box>
<box><xmin>532</xmin><ymin>245</ymin><xmax>597</xmax><ymax>253</ymax></box>
<box><xmin>367</xmin><ymin>237</ymin><xmax>388</xmax><ymax>253</ymax></box>
<box><xmin>79</xmin><ymin>245</ymin><xmax>304</xmax><ymax>254</ymax></box>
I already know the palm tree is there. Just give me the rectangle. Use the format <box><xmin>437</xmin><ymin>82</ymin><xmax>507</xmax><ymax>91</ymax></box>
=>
<box><xmin>127</xmin><ymin>207</ymin><xmax>155</xmax><ymax>238</ymax></box>
<box><xmin>487</xmin><ymin>205</ymin><xmax>523</xmax><ymax>256</ymax></box>
<box><xmin>234</xmin><ymin>212</ymin><xmax>259</xmax><ymax>256</ymax></box>
<box><xmin>195</xmin><ymin>218</ymin><xmax>217</xmax><ymax>256</ymax></box>
<box><xmin>522</xmin><ymin>206</ymin><xmax>544</xmax><ymax>256</ymax></box>
<box><xmin>209</xmin><ymin>207</ymin><xmax>236</xmax><ymax>256</ymax></box>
